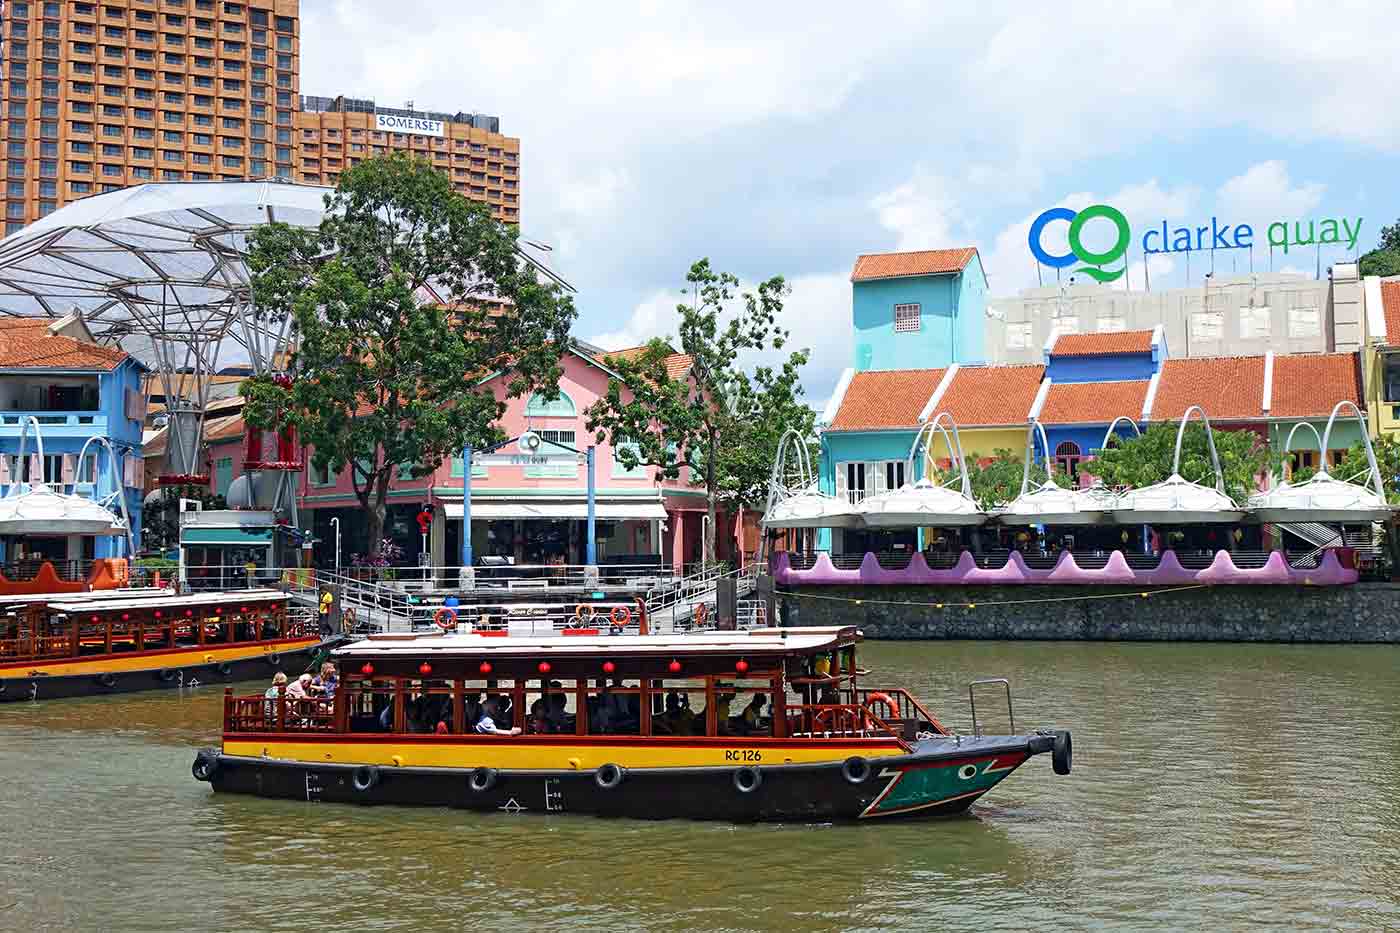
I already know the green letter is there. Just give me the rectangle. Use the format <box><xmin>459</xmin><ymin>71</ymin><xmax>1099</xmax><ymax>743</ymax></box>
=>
<box><xmin>1267</xmin><ymin>221</ymin><xmax>1289</xmax><ymax>253</ymax></box>
<box><xmin>1318</xmin><ymin>218</ymin><xmax>1340</xmax><ymax>245</ymax></box>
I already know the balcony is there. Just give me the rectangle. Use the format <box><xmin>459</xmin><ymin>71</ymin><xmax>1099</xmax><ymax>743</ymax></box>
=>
<box><xmin>0</xmin><ymin>411</ymin><xmax>109</xmax><ymax>437</ymax></box>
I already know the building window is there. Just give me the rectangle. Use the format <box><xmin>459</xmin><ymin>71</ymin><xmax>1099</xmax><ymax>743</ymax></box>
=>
<box><xmin>215</xmin><ymin>457</ymin><xmax>233</xmax><ymax>496</ymax></box>
<box><xmin>1055</xmin><ymin>441</ymin><xmax>1082</xmax><ymax>480</ymax></box>
<box><xmin>1096</xmin><ymin>314</ymin><xmax>1126</xmax><ymax>333</ymax></box>
<box><xmin>1288</xmin><ymin>307</ymin><xmax>1320</xmax><ymax>339</ymax></box>
<box><xmin>1189</xmin><ymin>311</ymin><xmax>1223</xmax><ymax>341</ymax></box>
<box><xmin>309</xmin><ymin>460</ymin><xmax>334</xmax><ymax>486</ymax></box>
<box><xmin>1383</xmin><ymin>353</ymin><xmax>1400</xmax><ymax>403</ymax></box>
<box><xmin>1239</xmin><ymin>305</ymin><xmax>1270</xmax><ymax>340</ymax></box>
<box><xmin>524</xmin><ymin>390</ymin><xmax>577</xmax><ymax>417</ymax></box>
<box><xmin>1006</xmin><ymin>322</ymin><xmax>1033</xmax><ymax>350</ymax></box>
<box><xmin>893</xmin><ymin>303</ymin><xmax>921</xmax><ymax>333</ymax></box>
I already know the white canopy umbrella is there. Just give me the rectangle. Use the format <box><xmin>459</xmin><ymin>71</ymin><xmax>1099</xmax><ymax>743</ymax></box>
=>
<box><xmin>1248</xmin><ymin>401</ymin><xmax>1392</xmax><ymax>523</ymax></box>
<box><xmin>857</xmin><ymin>413</ymin><xmax>985</xmax><ymax>527</ymax></box>
<box><xmin>996</xmin><ymin>420</ymin><xmax>1118</xmax><ymax>525</ymax></box>
<box><xmin>0</xmin><ymin>418</ymin><xmax>131</xmax><ymax>548</ymax></box>
<box><xmin>1112</xmin><ymin>406</ymin><xmax>1245</xmax><ymax>524</ymax></box>
<box><xmin>761</xmin><ymin>429</ymin><xmax>860</xmax><ymax>530</ymax></box>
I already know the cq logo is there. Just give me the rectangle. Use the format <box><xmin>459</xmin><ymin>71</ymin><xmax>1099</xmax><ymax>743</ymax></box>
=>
<box><xmin>1027</xmin><ymin>204</ymin><xmax>1130</xmax><ymax>284</ymax></box>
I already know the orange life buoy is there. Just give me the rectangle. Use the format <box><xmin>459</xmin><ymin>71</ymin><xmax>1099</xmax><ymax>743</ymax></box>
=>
<box><xmin>609</xmin><ymin>605</ymin><xmax>631</xmax><ymax>626</ymax></box>
<box><xmin>693</xmin><ymin>603</ymin><xmax>708</xmax><ymax>627</ymax></box>
<box><xmin>864</xmin><ymin>691</ymin><xmax>898</xmax><ymax>723</ymax></box>
<box><xmin>574</xmin><ymin>604</ymin><xmax>597</xmax><ymax>623</ymax></box>
<box><xmin>434</xmin><ymin>606</ymin><xmax>458</xmax><ymax>631</ymax></box>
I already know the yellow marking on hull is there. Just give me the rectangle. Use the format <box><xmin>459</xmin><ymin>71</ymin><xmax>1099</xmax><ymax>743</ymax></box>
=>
<box><xmin>223</xmin><ymin>738</ymin><xmax>907</xmax><ymax>772</ymax></box>
<box><xmin>2</xmin><ymin>639</ymin><xmax>319</xmax><ymax>678</ymax></box>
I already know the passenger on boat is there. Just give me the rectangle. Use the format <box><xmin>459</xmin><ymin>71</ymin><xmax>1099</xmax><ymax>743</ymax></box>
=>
<box><xmin>263</xmin><ymin>672</ymin><xmax>288</xmax><ymax>720</ymax></box>
<box><xmin>285</xmin><ymin>673</ymin><xmax>313</xmax><ymax>700</ymax></box>
<box><xmin>310</xmin><ymin>662</ymin><xmax>338</xmax><ymax>699</ymax></box>
<box><xmin>475</xmin><ymin>698</ymin><xmax>522</xmax><ymax>736</ymax></box>
<box><xmin>742</xmin><ymin>694</ymin><xmax>768</xmax><ymax>734</ymax></box>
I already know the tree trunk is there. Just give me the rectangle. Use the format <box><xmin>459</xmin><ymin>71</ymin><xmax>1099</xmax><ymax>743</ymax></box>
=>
<box><xmin>704</xmin><ymin>431</ymin><xmax>718</xmax><ymax>566</ymax></box>
<box><xmin>363</xmin><ymin>469</ymin><xmax>388</xmax><ymax>560</ymax></box>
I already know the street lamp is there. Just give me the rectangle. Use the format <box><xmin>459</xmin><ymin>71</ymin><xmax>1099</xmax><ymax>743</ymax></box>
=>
<box><xmin>329</xmin><ymin>516</ymin><xmax>341</xmax><ymax>573</ymax></box>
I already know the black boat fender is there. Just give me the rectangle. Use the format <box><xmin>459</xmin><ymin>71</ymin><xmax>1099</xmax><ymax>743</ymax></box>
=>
<box><xmin>841</xmin><ymin>755</ymin><xmax>872</xmax><ymax>785</ymax></box>
<box><xmin>265</xmin><ymin>653</ymin><xmax>282</xmax><ymax>668</ymax></box>
<box><xmin>217</xmin><ymin>662</ymin><xmax>233</xmax><ymax>677</ymax></box>
<box><xmin>157</xmin><ymin>668</ymin><xmax>178</xmax><ymax>682</ymax></box>
<box><xmin>351</xmin><ymin>765</ymin><xmax>380</xmax><ymax>792</ymax></box>
<box><xmin>468</xmin><ymin>767</ymin><xmax>497</xmax><ymax>793</ymax></box>
<box><xmin>96</xmin><ymin>672</ymin><xmax>117</xmax><ymax>689</ymax></box>
<box><xmin>732</xmin><ymin>766</ymin><xmax>762</xmax><ymax>794</ymax></box>
<box><xmin>192</xmin><ymin>751</ymin><xmax>220</xmax><ymax>782</ymax></box>
<box><xmin>1053</xmin><ymin>730</ymin><xmax>1073</xmax><ymax>776</ymax></box>
<box><xmin>594</xmin><ymin>763</ymin><xmax>626</xmax><ymax>790</ymax></box>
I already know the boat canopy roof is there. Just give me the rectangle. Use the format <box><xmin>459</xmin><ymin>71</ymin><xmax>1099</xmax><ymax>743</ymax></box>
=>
<box><xmin>46</xmin><ymin>588</ymin><xmax>286</xmax><ymax>612</ymax></box>
<box><xmin>0</xmin><ymin>587</ymin><xmax>173</xmax><ymax>609</ymax></box>
<box><xmin>334</xmin><ymin>626</ymin><xmax>863</xmax><ymax>661</ymax></box>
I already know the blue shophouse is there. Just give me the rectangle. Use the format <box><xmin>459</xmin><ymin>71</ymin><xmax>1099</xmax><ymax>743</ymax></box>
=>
<box><xmin>0</xmin><ymin>316</ymin><xmax>146</xmax><ymax>563</ymax></box>
<box><xmin>850</xmin><ymin>248</ymin><xmax>987</xmax><ymax>372</ymax></box>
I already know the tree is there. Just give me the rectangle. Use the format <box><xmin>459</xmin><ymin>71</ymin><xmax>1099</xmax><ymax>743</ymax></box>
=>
<box><xmin>1290</xmin><ymin>433</ymin><xmax>1400</xmax><ymax>501</ymax></box>
<box><xmin>244</xmin><ymin>153</ymin><xmax>576</xmax><ymax>557</ymax></box>
<box><xmin>585</xmin><ymin>260</ymin><xmax>810</xmax><ymax>564</ymax></box>
<box><xmin>952</xmin><ymin>449</ymin><xmax>1052</xmax><ymax>510</ymax></box>
<box><xmin>1359</xmin><ymin>218</ymin><xmax>1400</xmax><ymax>277</ymax></box>
<box><xmin>1082</xmin><ymin>423</ymin><xmax>1275</xmax><ymax>502</ymax></box>
<box><xmin>142</xmin><ymin>486</ymin><xmax>225</xmax><ymax>553</ymax></box>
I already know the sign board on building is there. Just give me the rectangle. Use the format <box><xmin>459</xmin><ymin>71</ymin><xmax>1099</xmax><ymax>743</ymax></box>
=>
<box><xmin>474</xmin><ymin>453</ymin><xmax>582</xmax><ymax>468</ymax></box>
<box><xmin>375</xmin><ymin>113</ymin><xmax>445</xmax><ymax>138</ymax></box>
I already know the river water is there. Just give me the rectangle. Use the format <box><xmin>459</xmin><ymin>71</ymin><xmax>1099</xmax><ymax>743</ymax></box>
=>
<box><xmin>2</xmin><ymin>640</ymin><xmax>1398</xmax><ymax>931</ymax></box>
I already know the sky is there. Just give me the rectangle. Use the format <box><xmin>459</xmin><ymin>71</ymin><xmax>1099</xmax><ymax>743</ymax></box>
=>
<box><xmin>302</xmin><ymin>0</ymin><xmax>1400</xmax><ymax>405</ymax></box>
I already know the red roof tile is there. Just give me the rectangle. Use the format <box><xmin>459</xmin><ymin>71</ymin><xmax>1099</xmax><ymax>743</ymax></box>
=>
<box><xmin>851</xmin><ymin>248</ymin><xmax>977</xmax><ymax>282</ymax></box>
<box><xmin>1269</xmin><ymin>352</ymin><xmax>1361</xmax><ymax>419</ymax></box>
<box><xmin>0</xmin><ymin>318</ymin><xmax>128</xmax><ymax>371</ymax></box>
<box><xmin>1381</xmin><ymin>280</ymin><xmax>1400</xmax><ymax>346</ymax></box>
<box><xmin>828</xmin><ymin>368</ymin><xmax>946</xmax><ymax>431</ymax></box>
<box><xmin>1039</xmin><ymin>380</ymin><xmax>1149</xmax><ymax>425</ymax></box>
<box><xmin>932</xmin><ymin>364</ymin><xmax>1044</xmax><ymax>426</ymax></box>
<box><xmin>1050</xmin><ymin>330</ymin><xmax>1154</xmax><ymax>356</ymax></box>
<box><xmin>1152</xmin><ymin>356</ymin><xmax>1265</xmax><ymax>422</ymax></box>
<box><xmin>602</xmin><ymin>344</ymin><xmax>693</xmax><ymax>380</ymax></box>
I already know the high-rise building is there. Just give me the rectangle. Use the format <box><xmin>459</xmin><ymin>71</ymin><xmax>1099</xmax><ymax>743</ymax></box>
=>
<box><xmin>0</xmin><ymin>0</ymin><xmax>302</xmax><ymax>234</ymax></box>
<box><xmin>296</xmin><ymin>95</ymin><xmax>519</xmax><ymax>225</ymax></box>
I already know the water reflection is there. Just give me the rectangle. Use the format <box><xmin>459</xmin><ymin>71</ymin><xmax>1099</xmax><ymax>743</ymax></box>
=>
<box><xmin>3</xmin><ymin>641</ymin><xmax>1400</xmax><ymax>930</ymax></box>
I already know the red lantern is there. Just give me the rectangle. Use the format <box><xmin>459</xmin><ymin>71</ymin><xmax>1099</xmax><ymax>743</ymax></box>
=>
<box><xmin>241</xmin><ymin>606</ymin><xmax>250</xmax><ymax>613</ymax></box>
<box><xmin>668</xmin><ymin>659</ymin><xmax>682</xmax><ymax>674</ymax></box>
<box><xmin>90</xmin><ymin>615</ymin><xmax>99</xmax><ymax>623</ymax></box>
<box><xmin>185</xmin><ymin>609</ymin><xmax>193</xmax><ymax>617</ymax></box>
<box><xmin>154</xmin><ymin>610</ymin><xmax>162</xmax><ymax>619</ymax></box>
<box><xmin>360</xmin><ymin>662</ymin><xmax>374</xmax><ymax>675</ymax></box>
<box><xmin>418</xmin><ymin>662</ymin><xmax>433</xmax><ymax>675</ymax></box>
<box><xmin>479</xmin><ymin>661</ymin><xmax>492</xmax><ymax>675</ymax></box>
<box><xmin>602</xmin><ymin>660</ymin><xmax>616</xmax><ymax>675</ymax></box>
<box><xmin>121</xmin><ymin>613</ymin><xmax>129</xmax><ymax>621</ymax></box>
<box><xmin>538</xmin><ymin>661</ymin><xmax>552</xmax><ymax>675</ymax></box>
<box><xmin>735</xmin><ymin>659</ymin><xmax>749</xmax><ymax>674</ymax></box>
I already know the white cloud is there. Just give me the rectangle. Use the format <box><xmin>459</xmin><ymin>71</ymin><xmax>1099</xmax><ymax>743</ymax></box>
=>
<box><xmin>1215</xmin><ymin>161</ymin><xmax>1326</xmax><ymax>225</ymax></box>
<box><xmin>869</xmin><ymin>170</ymin><xmax>961</xmax><ymax>252</ymax></box>
<box><xmin>587</xmin><ymin>289</ymin><xmax>678</xmax><ymax>352</ymax></box>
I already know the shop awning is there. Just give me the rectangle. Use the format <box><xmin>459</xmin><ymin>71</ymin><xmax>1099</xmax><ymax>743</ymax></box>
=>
<box><xmin>442</xmin><ymin>502</ymin><xmax>667</xmax><ymax>521</ymax></box>
<box><xmin>180</xmin><ymin>527</ymin><xmax>274</xmax><ymax>545</ymax></box>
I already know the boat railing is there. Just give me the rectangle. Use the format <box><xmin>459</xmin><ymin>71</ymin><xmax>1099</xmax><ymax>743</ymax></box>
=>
<box><xmin>225</xmin><ymin>689</ymin><xmax>337</xmax><ymax>734</ymax></box>
<box><xmin>784</xmin><ymin>704</ymin><xmax>906</xmax><ymax>744</ymax></box>
<box><xmin>852</xmin><ymin>686</ymin><xmax>948</xmax><ymax>735</ymax></box>
<box><xmin>0</xmin><ymin>614</ymin><xmax>309</xmax><ymax>662</ymax></box>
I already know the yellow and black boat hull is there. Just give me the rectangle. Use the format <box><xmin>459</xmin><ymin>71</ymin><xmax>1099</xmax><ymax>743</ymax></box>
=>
<box><xmin>0</xmin><ymin>636</ymin><xmax>337</xmax><ymax>702</ymax></box>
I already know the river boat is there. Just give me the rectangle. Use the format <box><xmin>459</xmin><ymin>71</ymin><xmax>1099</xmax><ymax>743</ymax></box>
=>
<box><xmin>191</xmin><ymin>626</ymin><xmax>1072</xmax><ymax>822</ymax></box>
<box><xmin>0</xmin><ymin>588</ymin><xmax>335</xmax><ymax>702</ymax></box>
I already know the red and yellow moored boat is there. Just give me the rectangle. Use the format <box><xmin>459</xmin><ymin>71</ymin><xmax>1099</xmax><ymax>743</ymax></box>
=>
<box><xmin>1</xmin><ymin>589</ymin><xmax>334</xmax><ymax>702</ymax></box>
<box><xmin>193</xmin><ymin>625</ymin><xmax>1072</xmax><ymax>822</ymax></box>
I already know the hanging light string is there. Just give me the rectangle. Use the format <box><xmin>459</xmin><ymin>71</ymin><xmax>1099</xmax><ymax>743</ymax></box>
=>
<box><xmin>779</xmin><ymin>584</ymin><xmax>1208</xmax><ymax>611</ymax></box>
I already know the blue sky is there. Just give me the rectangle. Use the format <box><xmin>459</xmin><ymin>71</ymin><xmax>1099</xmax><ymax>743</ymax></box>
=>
<box><xmin>303</xmin><ymin>0</ymin><xmax>1400</xmax><ymax>402</ymax></box>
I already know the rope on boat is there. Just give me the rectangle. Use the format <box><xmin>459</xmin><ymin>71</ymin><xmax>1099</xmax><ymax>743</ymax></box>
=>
<box><xmin>779</xmin><ymin>583</ymin><xmax>1209</xmax><ymax>610</ymax></box>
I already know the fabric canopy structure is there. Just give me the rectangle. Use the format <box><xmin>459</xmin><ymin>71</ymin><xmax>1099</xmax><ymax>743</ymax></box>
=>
<box><xmin>442</xmin><ymin>501</ymin><xmax>667</xmax><ymax>521</ymax></box>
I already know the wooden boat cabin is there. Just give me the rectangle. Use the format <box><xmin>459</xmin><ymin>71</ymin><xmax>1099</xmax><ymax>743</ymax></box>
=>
<box><xmin>0</xmin><ymin>588</ymin><xmax>330</xmax><ymax>702</ymax></box>
<box><xmin>195</xmin><ymin>626</ymin><xmax>1072</xmax><ymax>822</ymax></box>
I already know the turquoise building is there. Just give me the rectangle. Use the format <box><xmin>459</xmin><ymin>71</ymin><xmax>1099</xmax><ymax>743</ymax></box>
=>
<box><xmin>850</xmin><ymin>248</ymin><xmax>987</xmax><ymax>372</ymax></box>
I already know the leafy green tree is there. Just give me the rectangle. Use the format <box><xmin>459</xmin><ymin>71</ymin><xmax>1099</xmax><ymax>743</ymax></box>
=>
<box><xmin>1289</xmin><ymin>433</ymin><xmax>1400</xmax><ymax>502</ymax></box>
<box><xmin>1082</xmin><ymin>423</ymin><xmax>1275</xmax><ymax>502</ymax></box>
<box><xmin>243</xmin><ymin>153</ymin><xmax>576</xmax><ymax>556</ymax></box>
<box><xmin>963</xmin><ymin>449</ymin><xmax>1052</xmax><ymax>510</ymax></box>
<box><xmin>586</xmin><ymin>260</ymin><xmax>810</xmax><ymax>564</ymax></box>
<box><xmin>1358</xmin><ymin>218</ymin><xmax>1400</xmax><ymax>277</ymax></box>
<box><xmin>142</xmin><ymin>486</ymin><xmax>225</xmax><ymax>553</ymax></box>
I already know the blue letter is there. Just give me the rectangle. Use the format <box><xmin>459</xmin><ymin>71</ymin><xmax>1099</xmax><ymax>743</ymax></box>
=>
<box><xmin>1028</xmin><ymin>207</ymin><xmax>1078</xmax><ymax>269</ymax></box>
<box><xmin>1142</xmin><ymin>228</ymin><xmax>1161</xmax><ymax>254</ymax></box>
<box><xmin>1234</xmin><ymin>224</ymin><xmax>1253</xmax><ymax>249</ymax></box>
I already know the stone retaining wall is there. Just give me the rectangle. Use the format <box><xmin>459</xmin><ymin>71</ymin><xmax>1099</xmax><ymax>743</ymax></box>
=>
<box><xmin>776</xmin><ymin>583</ymin><xmax>1400</xmax><ymax>643</ymax></box>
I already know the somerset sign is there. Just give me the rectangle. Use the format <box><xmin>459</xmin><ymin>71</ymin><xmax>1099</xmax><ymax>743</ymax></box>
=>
<box><xmin>374</xmin><ymin>113</ymin><xmax>445</xmax><ymax>138</ymax></box>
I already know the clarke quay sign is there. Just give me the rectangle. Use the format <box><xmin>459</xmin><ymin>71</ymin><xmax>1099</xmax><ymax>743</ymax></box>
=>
<box><xmin>374</xmin><ymin>112</ymin><xmax>445</xmax><ymax>139</ymax></box>
<box><xmin>1028</xmin><ymin>203</ymin><xmax>1363</xmax><ymax>284</ymax></box>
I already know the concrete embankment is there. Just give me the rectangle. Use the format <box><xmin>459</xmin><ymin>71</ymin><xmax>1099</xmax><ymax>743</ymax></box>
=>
<box><xmin>777</xmin><ymin>583</ymin><xmax>1400</xmax><ymax>643</ymax></box>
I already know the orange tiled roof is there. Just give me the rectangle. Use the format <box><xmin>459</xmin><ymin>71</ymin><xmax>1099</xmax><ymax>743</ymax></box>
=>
<box><xmin>851</xmin><ymin>248</ymin><xmax>978</xmax><ymax>282</ymax></box>
<box><xmin>828</xmin><ymin>368</ymin><xmax>947</xmax><ymax>431</ymax></box>
<box><xmin>1050</xmin><ymin>330</ymin><xmax>1154</xmax><ymax>356</ymax></box>
<box><xmin>1269</xmin><ymin>352</ymin><xmax>1361</xmax><ymax>419</ymax></box>
<box><xmin>1153</xmin><ymin>356</ymin><xmax>1266</xmax><ymax>422</ymax></box>
<box><xmin>602</xmin><ymin>344</ymin><xmax>693</xmax><ymax>380</ymax></box>
<box><xmin>0</xmin><ymin>318</ymin><xmax>128</xmax><ymax>371</ymax></box>
<box><xmin>1381</xmin><ymin>280</ymin><xmax>1400</xmax><ymax>346</ymax></box>
<box><xmin>1039</xmin><ymin>380</ymin><xmax>1149</xmax><ymax>425</ymax></box>
<box><xmin>204</xmin><ymin>413</ymin><xmax>246</xmax><ymax>443</ymax></box>
<box><xmin>932</xmin><ymin>364</ymin><xmax>1044</xmax><ymax>426</ymax></box>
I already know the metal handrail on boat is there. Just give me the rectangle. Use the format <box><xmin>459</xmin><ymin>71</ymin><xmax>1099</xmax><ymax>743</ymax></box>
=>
<box><xmin>968</xmin><ymin>678</ymin><xmax>1015</xmax><ymax>737</ymax></box>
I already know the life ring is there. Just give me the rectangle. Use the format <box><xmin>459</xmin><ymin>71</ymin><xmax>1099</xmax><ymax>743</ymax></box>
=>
<box><xmin>468</xmin><ymin>767</ymin><xmax>497</xmax><ymax>793</ymax></box>
<box><xmin>609</xmin><ymin>606</ymin><xmax>631</xmax><ymax>627</ymax></box>
<box><xmin>841</xmin><ymin>756</ymin><xmax>871</xmax><ymax>785</ymax></box>
<box><xmin>811</xmin><ymin>707</ymin><xmax>836</xmax><ymax>732</ymax></box>
<box><xmin>351</xmin><ymin>765</ymin><xmax>380</xmax><ymax>792</ymax></box>
<box><xmin>693</xmin><ymin>603</ymin><xmax>708</xmax><ymax>627</ymax></box>
<box><xmin>574</xmin><ymin>604</ymin><xmax>596</xmax><ymax>624</ymax></box>
<box><xmin>434</xmin><ymin>606</ymin><xmax>458</xmax><ymax>631</ymax></box>
<box><xmin>594</xmin><ymin>763</ymin><xmax>626</xmax><ymax>790</ymax></box>
<box><xmin>864</xmin><ymin>691</ymin><xmax>898</xmax><ymax>721</ymax></box>
<box><xmin>732</xmin><ymin>765</ymin><xmax>762</xmax><ymax>794</ymax></box>
<box><xmin>191</xmin><ymin>752</ymin><xmax>220</xmax><ymax>782</ymax></box>
<box><xmin>341</xmin><ymin>608</ymin><xmax>357</xmax><ymax>634</ymax></box>
<box><xmin>96</xmin><ymin>672</ymin><xmax>117</xmax><ymax>689</ymax></box>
